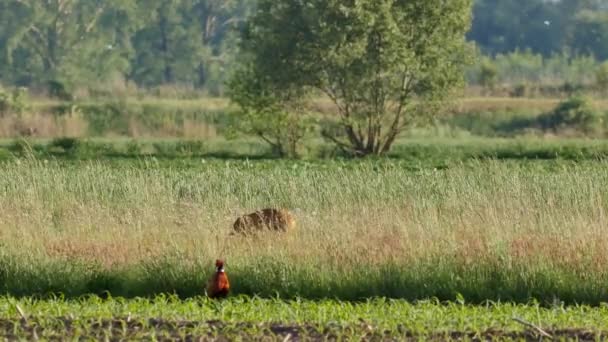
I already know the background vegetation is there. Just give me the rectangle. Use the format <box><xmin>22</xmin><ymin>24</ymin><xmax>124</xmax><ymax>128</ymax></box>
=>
<box><xmin>0</xmin><ymin>0</ymin><xmax>606</xmax><ymax>97</ymax></box>
<box><xmin>1</xmin><ymin>0</ymin><xmax>608</xmax><ymax>338</ymax></box>
<box><xmin>0</xmin><ymin>158</ymin><xmax>607</xmax><ymax>305</ymax></box>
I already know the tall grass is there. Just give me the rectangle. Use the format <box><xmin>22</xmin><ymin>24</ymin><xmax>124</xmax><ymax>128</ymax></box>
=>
<box><xmin>0</xmin><ymin>158</ymin><xmax>608</xmax><ymax>303</ymax></box>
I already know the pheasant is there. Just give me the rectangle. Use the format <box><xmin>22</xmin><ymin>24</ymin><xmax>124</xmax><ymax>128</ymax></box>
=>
<box><xmin>206</xmin><ymin>259</ymin><xmax>230</xmax><ymax>299</ymax></box>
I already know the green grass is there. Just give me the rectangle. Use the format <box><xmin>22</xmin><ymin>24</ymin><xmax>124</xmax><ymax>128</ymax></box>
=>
<box><xmin>0</xmin><ymin>296</ymin><xmax>607</xmax><ymax>340</ymax></box>
<box><xmin>3</xmin><ymin>136</ymin><xmax>608</xmax><ymax>166</ymax></box>
<box><xmin>0</xmin><ymin>156</ymin><xmax>608</xmax><ymax>303</ymax></box>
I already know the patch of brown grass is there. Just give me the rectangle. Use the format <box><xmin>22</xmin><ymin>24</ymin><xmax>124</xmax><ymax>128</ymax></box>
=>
<box><xmin>0</xmin><ymin>112</ymin><xmax>89</xmax><ymax>138</ymax></box>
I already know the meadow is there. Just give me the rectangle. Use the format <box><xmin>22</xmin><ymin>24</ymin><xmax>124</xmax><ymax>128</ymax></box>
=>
<box><xmin>1</xmin><ymin>96</ymin><xmax>608</xmax><ymax>339</ymax></box>
<box><xmin>0</xmin><ymin>155</ymin><xmax>607</xmax><ymax>304</ymax></box>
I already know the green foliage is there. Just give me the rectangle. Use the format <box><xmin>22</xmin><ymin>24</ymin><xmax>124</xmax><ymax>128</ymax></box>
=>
<box><xmin>6</xmin><ymin>134</ymin><xmax>608</xmax><ymax>162</ymax></box>
<box><xmin>596</xmin><ymin>61</ymin><xmax>608</xmax><ymax>94</ymax></box>
<box><xmin>538</xmin><ymin>96</ymin><xmax>604</xmax><ymax>134</ymax></box>
<box><xmin>47</xmin><ymin>80</ymin><xmax>73</xmax><ymax>101</ymax></box>
<box><xmin>50</xmin><ymin>137</ymin><xmax>81</xmax><ymax>154</ymax></box>
<box><xmin>1</xmin><ymin>159</ymin><xmax>608</xmax><ymax>304</ymax></box>
<box><xmin>0</xmin><ymin>0</ymin><xmax>607</xmax><ymax>93</ymax></box>
<box><xmin>0</xmin><ymin>0</ymin><xmax>253</xmax><ymax>94</ymax></box>
<box><xmin>1</xmin><ymin>297</ymin><xmax>608</xmax><ymax>339</ymax></box>
<box><xmin>466</xmin><ymin>50</ymin><xmax>599</xmax><ymax>92</ymax></box>
<box><xmin>228</xmin><ymin>66</ymin><xmax>315</xmax><ymax>158</ymax></box>
<box><xmin>48</xmin><ymin>138</ymin><xmax>113</xmax><ymax>158</ymax></box>
<box><xmin>234</xmin><ymin>0</ymin><xmax>473</xmax><ymax>156</ymax></box>
<box><xmin>1</xmin><ymin>0</ymin><xmax>140</xmax><ymax>93</ymax></box>
<box><xmin>570</xmin><ymin>10</ymin><xmax>608</xmax><ymax>60</ymax></box>
<box><xmin>130</xmin><ymin>1</ymin><xmax>204</xmax><ymax>86</ymax></box>
<box><xmin>470</xmin><ymin>0</ymin><xmax>608</xmax><ymax>58</ymax></box>
<box><xmin>478</xmin><ymin>59</ymin><xmax>498</xmax><ymax>91</ymax></box>
<box><xmin>152</xmin><ymin>140</ymin><xmax>206</xmax><ymax>157</ymax></box>
<box><xmin>77</xmin><ymin>102</ymin><xmax>129</xmax><ymax>136</ymax></box>
<box><xmin>0</xmin><ymin>87</ymin><xmax>29</xmax><ymax>114</ymax></box>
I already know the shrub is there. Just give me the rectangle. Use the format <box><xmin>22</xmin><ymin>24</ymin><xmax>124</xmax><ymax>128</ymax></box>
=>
<box><xmin>478</xmin><ymin>60</ymin><xmax>498</xmax><ymax>92</ymax></box>
<box><xmin>0</xmin><ymin>87</ymin><xmax>29</xmax><ymax>115</ymax></box>
<box><xmin>50</xmin><ymin>137</ymin><xmax>81</xmax><ymax>153</ymax></box>
<box><xmin>538</xmin><ymin>96</ymin><xmax>604</xmax><ymax>134</ymax></box>
<box><xmin>596</xmin><ymin>61</ymin><xmax>608</xmax><ymax>94</ymax></box>
<box><xmin>47</xmin><ymin>80</ymin><xmax>73</xmax><ymax>101</ymax></box>
<box><xmin>79</xmin><ymin>102</ymin><xmax>130</xmax><ymax>136</ymax></box>
<box><xmin>125</xmin><ymin>140</ymin><xmax>143</xmax><ymax>156</ymax></box>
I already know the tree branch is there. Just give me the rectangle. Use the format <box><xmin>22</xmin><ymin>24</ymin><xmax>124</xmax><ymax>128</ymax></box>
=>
<box><xmin>379</xmin><ymin>73</ymin><xmax>414</xmax><ymax>153</ymax></box>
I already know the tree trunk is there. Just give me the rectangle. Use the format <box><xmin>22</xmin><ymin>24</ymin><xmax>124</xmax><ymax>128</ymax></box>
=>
<box><xmin>197</xmin><ymin>63</ymin><xmax>206</xmax><ymax>87</ymax></box>
<box><xmin>158</xmin><ymin>13</ymin><xmax>173</xmax><ymax>83</ymax></box>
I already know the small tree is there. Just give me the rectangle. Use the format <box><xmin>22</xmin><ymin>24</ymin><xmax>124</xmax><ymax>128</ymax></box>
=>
<box><xmin>479</xmin><ymin>59</ymin><xmax>498</xmax><ymax>94</ymax></box>
<box><xmin>232</xmin><ymin>0</ymin><xmax>473</xmax><ymax>156</ymax></box>
<box><xmin>228</xmin><ymin>66</ymin><xmax>314</xmax><ymax>158</ymax></box>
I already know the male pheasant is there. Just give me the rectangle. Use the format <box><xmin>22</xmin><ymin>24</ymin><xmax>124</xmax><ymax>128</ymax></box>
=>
<box><xmin>206</xmin><ymin>259</ymin><xmax>230</xmax><ymax>299</ymax></box>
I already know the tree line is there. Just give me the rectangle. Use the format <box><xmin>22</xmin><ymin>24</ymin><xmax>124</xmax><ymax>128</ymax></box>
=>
<box><xmin>0</xmin><ymin>0</ymin><xmax>606</xmax><ymax>95</ymax></box>
<box><xmin>0</xmin><ymin>0</ymin><xmax>252</xmax><ymax>96</ymax></box>
<box><xmin>470</xmin><ymin>0</ymin><xmax>608</xmax><ymax>58</ymax></box>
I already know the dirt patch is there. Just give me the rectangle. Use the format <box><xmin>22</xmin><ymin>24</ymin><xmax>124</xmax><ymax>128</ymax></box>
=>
<box><xmin>0</xmin><ymin>317</ymin><xmax>603</xmax><ymax>341</ymax></box>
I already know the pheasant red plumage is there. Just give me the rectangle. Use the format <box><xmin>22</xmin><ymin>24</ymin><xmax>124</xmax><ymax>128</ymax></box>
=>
<box><xmin>206</xmin><ymin>259</ymin><xmax>230</xmax><ymax>299</ymax></box>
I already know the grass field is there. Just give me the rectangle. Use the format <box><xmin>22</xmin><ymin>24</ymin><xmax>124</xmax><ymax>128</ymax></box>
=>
<box><xmin>3</xmin><ymin>97</ymin><xmax>608</xmax><ymax>338</ymax></box>
<box><xmin>1</xmin><ymin>155</ymin><xmax>608</xmax><ymax>305</ymax></box>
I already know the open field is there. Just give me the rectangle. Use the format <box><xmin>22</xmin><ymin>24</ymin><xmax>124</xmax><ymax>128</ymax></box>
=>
<box><xmin>2</xmin><ymin>103</ymin><xmax>608</xmax><ymax>338</ymax></box>
<box><xmin>1</xmin><ymin>296</ymin><xmax>608</xmax><ymax>340</ymax></box>
<box><xmin>0</xmin><ymin>155</ymin><xmax>608</xmax><ymax>304</ymax></box>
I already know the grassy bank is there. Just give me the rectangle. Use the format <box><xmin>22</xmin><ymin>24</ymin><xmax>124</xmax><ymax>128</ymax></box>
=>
<box><xmin>0</xmin><ymin>158</ymin><xmax>607</xmax><ymax>303</ymax></box>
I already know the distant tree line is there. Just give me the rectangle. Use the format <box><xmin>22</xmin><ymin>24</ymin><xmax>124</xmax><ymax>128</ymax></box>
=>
<box><xmin>0</xmin><ymin>0</ymin><xmax>607</xmax><ymax>96</ymax></box>
<box><xmin>470</xmin><ymin>0</ymin><xmax>608</xmax><ymax>58</ymax></box>
<box><xmin>0</xmin><ymin>0</ymin><xmax>253</xmax><ymax>96</ymax></box>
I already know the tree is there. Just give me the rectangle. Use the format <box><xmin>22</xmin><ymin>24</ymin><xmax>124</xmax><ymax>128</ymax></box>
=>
<box><xmin>231</xmin><ymin>0</ymin><xmax>473</xmax><ymax>156</ymax></box>
<box><xmin>130</xmin><ymin>0</ymin><xmax>204</xmax><ymax>86</ymax></box>
<box><xmin>469</xmin><ymin>0</ymin><xmax>608</xmax><ymax>58</ymax></box>
<box><xmin>191</xmin><ymin>0</ymin><xmax>251</xmax><ymax>92</ymax></box>
<box><xmin>478</xmin><ymin>58</ymin><xmax>498</xmax><ymax>93</ymax></box>
<box><xmin>228</xmin><ymin>64</ymin><xmax>314</xmax><ymax>158</ymax></box>
<box><xmin>2</xmin><ymin>0</ymin><xmax>138</xmax><ymax>92</ymax></box>
<box><xmin>570</xmin><ymin>10</ymin><xmax>608</xmax><ymax>60</ymax></box>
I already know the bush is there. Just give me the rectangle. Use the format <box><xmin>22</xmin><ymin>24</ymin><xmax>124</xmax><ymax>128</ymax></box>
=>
<box><xmin>0</xmin><ymin>87</ymin><xmax>29</xmax><ymax>115</ymax></box>
<box><xmin>478</xmin><ymin>60</ymin><xmax>498</xmax><ymax>92</ymax></box>
<box><xmin>50</xmin><ymin>137</ymin><xmax>81</xmax><ymax>153</ymax></box>
<box><xmin>79</xmin><ymin>102</ymin><xmax>130</xmax><ymax>136</ymax></box>
<box><xmin>47</xmin><ymin>80</ymin><xmax>73</xmax><ymax>101</ymax></box>
<box><xmin>596</xmin><ymin>62</ymin><xmax>608</xmax><ymax>94</ymax></box>
<box><xmin>125</xmin><ymin>140</ymin><xmax>143</xmax><ymax>155</ymax></box>
<box><xmin>538</xmin><ymin>96</ymin><xmax>604</xmax><ymax>134</ymax></box>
